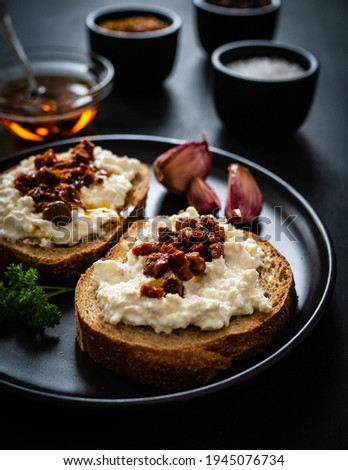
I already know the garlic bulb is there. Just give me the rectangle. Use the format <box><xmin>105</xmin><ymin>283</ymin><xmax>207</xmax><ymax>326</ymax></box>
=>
<box><xmin>187</xmin><ymin>176</ymin><xmax>221</xmax><ymax>214</ymax></box>
<box><xmin>153</xmin><ymin>134</ymin><xmax>212</xmax><ymax>194</ymax></box>
<box><xmin>225</xmin><ymin>163</ymin><xmax>263</xmax><ymax>224</ymax></box>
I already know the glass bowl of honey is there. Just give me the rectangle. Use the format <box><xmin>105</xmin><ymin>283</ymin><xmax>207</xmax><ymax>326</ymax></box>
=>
<box><xmin>0</xmin><ymin>46</ymin><xmax>114</xmax><ymax>141</ymax></box>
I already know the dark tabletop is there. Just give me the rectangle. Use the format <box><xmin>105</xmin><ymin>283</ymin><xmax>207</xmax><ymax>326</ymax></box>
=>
<box><xmin>0</xmin><ymin>0</ymin><xmax>347</xmax><ymax>450</ymax></box>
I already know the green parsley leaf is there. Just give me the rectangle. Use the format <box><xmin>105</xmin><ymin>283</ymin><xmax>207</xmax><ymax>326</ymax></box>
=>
<box><xmin>0</xmin><ymin>264</ymin><xmax>74</xmax><ymax>328</ymax></box>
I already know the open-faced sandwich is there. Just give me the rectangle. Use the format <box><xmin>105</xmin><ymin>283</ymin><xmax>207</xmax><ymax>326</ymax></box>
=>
<box><xmin>0</xmin><ymin>138</ymin><xmax>150</xmax><ymax>279</ymax></box>
<box><xmin>75</xmin><ymin>206</ymin><xmax>297</xmax><ymax>390</ymax></box>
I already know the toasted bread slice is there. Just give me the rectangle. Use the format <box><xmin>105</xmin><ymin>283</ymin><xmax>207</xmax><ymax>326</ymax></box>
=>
<box><xmin>75</xmin><ymin>218</ymin><xmax>297</xmax><ymax>391</ymax></box>
<box><xmin>0</xmin><ymin>144</ymin><xmax>150</xmax><ymax>279</ymax></box>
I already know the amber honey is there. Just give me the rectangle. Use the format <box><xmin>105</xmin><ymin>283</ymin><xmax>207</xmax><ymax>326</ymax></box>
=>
<box><xmin>0</xmin><ymin>75</ymin><xmax>98</xmax><ymax>141</ymax></box>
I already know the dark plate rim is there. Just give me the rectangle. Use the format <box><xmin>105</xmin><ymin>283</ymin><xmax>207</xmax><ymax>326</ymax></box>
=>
<box><xmin>0</xmin><ymin>134</ymin><xmax>336</xmax><ymax>407</ymax></box>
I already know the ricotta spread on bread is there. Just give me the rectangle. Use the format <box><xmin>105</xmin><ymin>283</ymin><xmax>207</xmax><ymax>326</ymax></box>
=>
<box><xmin>0</xmin><ymin>140</ymin><xmax>142</xmax><ymax>247</ymax></box>
<box><xmin>92</xmin><ymin>207</ymin><xmax>272</xmax><ymax>333</ymax></box>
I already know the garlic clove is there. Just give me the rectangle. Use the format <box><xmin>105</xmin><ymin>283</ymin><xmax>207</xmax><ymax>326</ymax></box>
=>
<box><xmin>225</xmin><ymin>163</ymin><xmax>263</xmax><ymax>224</ymax></box>
<box><xmin>187</xmin><ymin>176</ymin><xmax>221</xmax><ymax>215</ymax></box>
<box><xmin>153</xmin><ymin>134</ymin><xmax>212</xmax><ymax>194</ymax></box>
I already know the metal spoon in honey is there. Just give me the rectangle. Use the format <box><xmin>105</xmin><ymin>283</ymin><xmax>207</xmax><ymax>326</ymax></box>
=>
<box><xmin>0</xmin><ymin>0</ymin><xmax>46</xmax><ymax>100</ymax></box>
<box><xmin>0</xmin><ymin>0</ymin><xmax>98</xmax><ymax>141</ymax></box>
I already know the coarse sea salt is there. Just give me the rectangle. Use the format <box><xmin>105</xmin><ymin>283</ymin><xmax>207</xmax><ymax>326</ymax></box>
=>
<box><xmin>225</xmin><ymin>56</ymin><xmax>305</xmax><ymax>80</ymax></box>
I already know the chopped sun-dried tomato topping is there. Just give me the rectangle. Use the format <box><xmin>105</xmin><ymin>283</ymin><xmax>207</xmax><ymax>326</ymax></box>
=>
<box><xmin>133</xmin><ymin>215</ymin><xmax>225</xmax><ymax>298</ymax></box>
<box><xmin>14</xmin><ymin>138</ymin><xmax>105</xmax><ymax>213</ymax></box>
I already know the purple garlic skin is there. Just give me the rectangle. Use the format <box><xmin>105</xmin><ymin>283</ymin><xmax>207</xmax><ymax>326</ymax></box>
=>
<box><xmin>225</xmin><ymin>163</ymin><xmax>263</xmax><ymax>224</ymax></box>
<box><xmin>187</xmin><ymin>176</ymin><xmax>221</xmax><ymax>214</ymax></box>
<box><xmin>153</xmin><ymin>135</ymin><xmax>212</xmax><ymax>194</ymax></box>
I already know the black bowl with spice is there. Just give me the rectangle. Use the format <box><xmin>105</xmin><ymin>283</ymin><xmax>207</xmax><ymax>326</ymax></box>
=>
<box><xmin>211</xmin><ymin>40</ymin><xmax>320</xmax><ymax>137</ymax></box>
<box><xmin>193</xmin><ymin>0</ymin><xmax>281</xmax><ymax>54</ymax></box>
<box><xmin>0</xmin><ymin>46</ymin><xmax>114</xmax><ymax>142</ymax></box>
<box><xmin>86</xmin><ymin>4</ymin><xmax>182</xmax><ymax>89</ymax></box>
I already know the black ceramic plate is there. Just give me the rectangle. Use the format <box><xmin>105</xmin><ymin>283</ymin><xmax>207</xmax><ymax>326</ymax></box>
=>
<box><xmin>0</xmin><ymin>135</ymin><xmax>336</xmax><ymax>407</ymax></box>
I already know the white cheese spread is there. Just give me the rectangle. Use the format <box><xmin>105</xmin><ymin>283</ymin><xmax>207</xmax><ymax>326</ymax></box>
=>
<box><xmin>92</xmin><ymin>207</ymin><xmax>272</xmax><ymax>333</ymax></box>
<box><xmin>0</xmin><ymin>145</ymin><xmax>142</xmax><ymax>247</ymax></box>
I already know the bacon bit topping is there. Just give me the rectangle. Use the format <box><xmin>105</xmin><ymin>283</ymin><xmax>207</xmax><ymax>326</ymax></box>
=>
<box><xmin>132</xmin><ymin>215</ymin><xmax>225</xmax><ymax>298</ymax></box>
<box><xmin>13</xmin><ymin>138</ymin><xmax>105</xmax><ymax>214</ymax></box>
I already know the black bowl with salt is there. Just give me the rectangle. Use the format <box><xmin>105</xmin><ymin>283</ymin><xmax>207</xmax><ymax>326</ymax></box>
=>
<box><xmin>211</xmin><ymin>40</ymin><xmax>320</xmax><ymax>137</ymax></box>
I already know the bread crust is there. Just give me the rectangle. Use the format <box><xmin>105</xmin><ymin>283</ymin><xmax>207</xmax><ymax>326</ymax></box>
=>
<box><xmin>75</xmin><ymin>220</ymin><xmax>298</xmax><ymax>390</ymax></box>
<box><xmin>0</xmin><ymin>163</ymin><xmax>150</xmax><ymax>279</ymax></box>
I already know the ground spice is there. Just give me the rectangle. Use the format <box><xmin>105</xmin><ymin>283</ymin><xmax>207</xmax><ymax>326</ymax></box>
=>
<box><xmin>206</xmin><ymin>0</ymin><xmax>271</xmax><ymax>8</ymax></box>
<box><xmin>99</xmin><ymin>15</ymin><xmax>170</xmax><ymax>33</ymax></box>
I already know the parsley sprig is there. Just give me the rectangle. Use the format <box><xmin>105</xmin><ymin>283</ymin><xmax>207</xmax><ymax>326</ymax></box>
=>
<box><xmin>0</xmin><ymin>264</ymin><xmax>74</xmax><ymax>328</ymax></box>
